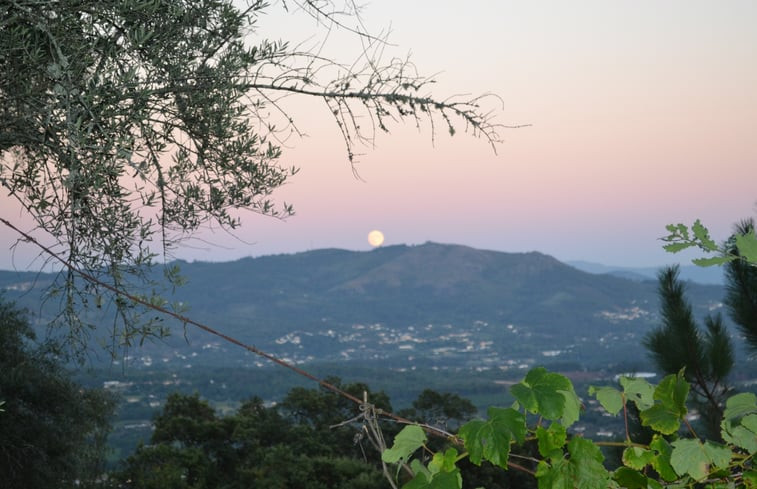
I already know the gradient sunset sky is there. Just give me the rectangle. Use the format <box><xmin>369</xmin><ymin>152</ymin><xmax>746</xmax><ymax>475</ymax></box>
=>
<box><xmin>1</xmin><ymin>1</ymin><xmax>756</xmax><ymax>270</ymax></box>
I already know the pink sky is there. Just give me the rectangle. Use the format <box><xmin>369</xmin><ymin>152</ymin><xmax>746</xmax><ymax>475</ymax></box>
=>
<box><xmin>2</xmin><ymin>1</ymin><xmax>756</xmax><ymax>270</ymax></box>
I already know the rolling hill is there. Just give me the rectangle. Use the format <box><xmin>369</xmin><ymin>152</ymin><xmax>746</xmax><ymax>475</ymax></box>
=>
<box><xmin>0</xmin><ymin>242</ymin><xmax>727</xmax><ymax>371</ymax></box>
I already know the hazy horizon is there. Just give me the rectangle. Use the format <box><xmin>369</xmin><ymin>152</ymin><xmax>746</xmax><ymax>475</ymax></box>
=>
<box><xmin>2</xmin><ymin>1</ymin><xmax>755</xmax><ymax>271</ymax></box>
<box><xmin>0</xmin><ymin>238</ymin><xmax>726</xmax><ymax>282</ymax></box>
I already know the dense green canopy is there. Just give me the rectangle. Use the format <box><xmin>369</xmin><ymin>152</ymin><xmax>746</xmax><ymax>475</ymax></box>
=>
<box><xmin>0</xmin><ymin>298</ymin><xmax>116</xmax><ymax>488</ymax></box>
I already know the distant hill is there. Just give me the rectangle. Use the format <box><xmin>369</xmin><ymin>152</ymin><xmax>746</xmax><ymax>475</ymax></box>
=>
<box><xmin>0</xmin><ymin>242</ymin><xmax>727</xmax><ymax>370</ymax></box>
<box><xmin>152</xmin><ymin>243</ymin><xmax>721</xmax><ymax>336</ymax></box>
<box><xmin>567</xmin><ymin>260</ymin><xmax>725</xmax><ymax>285</ymax></box>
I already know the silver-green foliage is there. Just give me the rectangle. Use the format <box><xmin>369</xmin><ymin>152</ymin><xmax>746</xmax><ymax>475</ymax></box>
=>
<box><xmin>0</xmin><ymin>0</ymin><xmax>501</xmax><ymax>355</ymax></box>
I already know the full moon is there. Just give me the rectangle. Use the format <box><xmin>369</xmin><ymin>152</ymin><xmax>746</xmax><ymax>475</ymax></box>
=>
<box><xmin>367</xmin><ymin>230</ymin><xmax>385</xmax><ymax>247</ymax></box>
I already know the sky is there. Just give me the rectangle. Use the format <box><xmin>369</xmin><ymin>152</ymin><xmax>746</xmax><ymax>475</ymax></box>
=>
<box><xmin>1</xmin><ymin>1</ymin><xmax>756</xmax><ymax>270</ymax></box>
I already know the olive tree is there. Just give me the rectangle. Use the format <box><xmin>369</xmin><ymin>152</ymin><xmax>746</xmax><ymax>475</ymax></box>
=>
<box><xmin>0</xmin><ymin>0</ymin><xmax>505</xmax><ymax>355</ymax></box>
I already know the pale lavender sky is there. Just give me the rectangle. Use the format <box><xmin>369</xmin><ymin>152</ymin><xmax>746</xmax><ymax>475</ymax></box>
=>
<box><xmin>1</xmin><ymin>1</ymin><xmax>756</xmax><ymax>270</ymax></box>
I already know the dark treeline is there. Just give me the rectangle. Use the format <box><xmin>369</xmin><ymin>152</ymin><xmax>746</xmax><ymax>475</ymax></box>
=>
<box><xmin>2</xmin><ymin>296</ymin><xmax>534</xmax><ymax>488</ymax></box>
<box><xmin>110</xmin><ymin>382</ymin><xmax>536</xmax><ymax>489</ymax></box>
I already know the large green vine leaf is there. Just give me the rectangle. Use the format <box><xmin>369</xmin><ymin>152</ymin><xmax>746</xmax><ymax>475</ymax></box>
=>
<box><xmin>383</xmin><ymin>425</ymin><xmax>427</xmax><ymax>464</ymax></box>
<box><xmin>405</xmin><ymin>450</ymin><xmax>462</xmax><ymax>489</ymax></box>
<box><xmin>403</xmin><ymin>468</ymin><xmax>461</xmax><ymax>489</ymax></box>
<box><xmin>622</xmin><ymin>446</ymin><xmax>655</xmax><ymax>470</ymax></box>
<box><xmin>670</xmin><ymin>439</ymin><xmax>731</xmax><ymax>481</ymax></box>
<box><xmin>612</xmin><ymin>466</ymin><xmax>663</xmax><ymax>489</ymax></box>
<box><xmin>721</xmin><ymin>392</ymin><xmax>757</xmax><ymax>453</ymax></box>
<box><xmin>458</xmin><ymin>407</ymin><xmax>526</xmax><ymax>468</ymax></box>
<box><xmin>535</xmin><ymin>437</ymin><xmax>610</xmax><ymax>489</ymax></box>
<box><xmin>620</xmin><ymin>376</ymin><xmax>655</xmax><ymax>411</ymax></box>
<box><xmin>536</xmin><ymin>423</ymin><xmax>567</xmax><ymax>459</ymax></box>
<box><xmin>511</xmin><ymin>367</ymin><xmax>579</xmax><ymax>426</ymax></box>
<box><xmin>428</xmin><ymin>448</ymin><xmax>459</xmax><ymax>474</ymax></box>
<box><xmin>588</xmin><ymin>385</ymin><xmax>623</xmax><ymax>415</ymax></box>
<box><xmin>649</xmin><ymin>436</ymin><xmax>678</xmax><ymax>482</ymax></box>
<box><xmin>640</xmin><ymin>372</ymin><xmax>689</xmax><ymax>435</ymax></box>
<box><xmin>535</xmin><ymin>459</ymin><xmax>570</xmax><ymax>489</ymax></box>
<box><xmin>560</xmin><ymin>388</ymin><xmax>582</xmax><ymax>427</ymax></box>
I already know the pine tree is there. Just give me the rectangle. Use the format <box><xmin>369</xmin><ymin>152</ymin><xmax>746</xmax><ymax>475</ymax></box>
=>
<box><xmin>724</xmin><ymin>218</ymin><xmax>757</xmax><ymax>354</ymax></box>
<box><xmin>643</xmin><ymin>266</ymin><xmax>733</xmax><ymax>438</ymax></box>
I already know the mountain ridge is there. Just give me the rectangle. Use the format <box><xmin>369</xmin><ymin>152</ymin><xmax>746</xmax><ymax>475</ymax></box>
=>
<box><xmin>0</xmin><ymin>241</ymin><xmax>726</xmax><ymax>370</ymax></box>
<box><xmin>567</xmin><ymin>259</ymin><xmax>724</xmax><ymax>285</ymax></box>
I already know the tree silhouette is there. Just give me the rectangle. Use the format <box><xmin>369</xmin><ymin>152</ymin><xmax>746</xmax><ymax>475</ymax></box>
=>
<box><xmin>116</xmin><ymin>389</ymin><xmax>390</xmax><ymax>488</ymax></box>
<box><xmin>0</xmin><ymin>298</ymin><xmax>115</xmax><ymax>488</ymax></box>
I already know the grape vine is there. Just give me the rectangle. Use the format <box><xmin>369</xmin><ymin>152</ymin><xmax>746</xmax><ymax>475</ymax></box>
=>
<box><xmin>383</xmin><ymin>368</ymin><xmax>757</xmax><ymax>488</ymax></box>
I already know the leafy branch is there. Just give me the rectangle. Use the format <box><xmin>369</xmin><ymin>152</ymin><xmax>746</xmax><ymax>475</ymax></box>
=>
<box><xmin>662</xmin><ymin>217</ymin><xmax>757</xmax><ymax>355</ymax></box>
<box><xmin>1</xmin><ymin>0</ymin><xmax>524</xmax><ymax>357</ymax></box>
<box><xmin>662</xmin><ymin>219</ymin><xmax>757</xmax><ymax>266</ymax></box>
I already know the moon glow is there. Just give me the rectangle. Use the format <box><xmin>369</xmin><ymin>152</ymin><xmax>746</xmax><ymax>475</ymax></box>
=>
<box><xmin>367</xmin><ymin>230</ymin><xmax>385</xmax><ymax>247</ymax></box>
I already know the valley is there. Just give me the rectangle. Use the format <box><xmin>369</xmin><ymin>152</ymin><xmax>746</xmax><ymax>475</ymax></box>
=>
<box><xmin>2</xmin><ymin>242</ymin><xmax>754</xmax><ymax>463</ymax></box>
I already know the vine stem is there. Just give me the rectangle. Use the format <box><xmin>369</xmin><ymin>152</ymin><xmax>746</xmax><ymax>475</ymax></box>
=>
<box><xmin>622</xmin><ymin>392</ymin><xmax>631</xmax><ymax>443</ymax></box>
<box><xmin>595</xmin><ymin>441</ymin><xmax>648</xmax><ymax>448</ymax></box>
<box><xmin>682</xmin><ymin>417</ymin><xmax>699</xmax><ymax>440</ymax></box>
<box><xmin>507</xmin><ymin>461</ymin><xmax>536</xmax><ymax>476</ymax></box>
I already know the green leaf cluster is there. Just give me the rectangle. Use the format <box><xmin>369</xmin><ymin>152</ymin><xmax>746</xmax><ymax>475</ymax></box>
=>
<box><xmin>662</xmin><ymin>218</ymin><xmax>757</xmax><ymax>355</ymax></box>
<box><xmin>721</xmin><ymin>393</ymin><xmax>757</xmax><ymax>453</ymax></box>
<box><xmin>383</xmin><ymin>368</ymin><xmax>757</xmax><ymax>489</ymax></box>
<box><xmin>535</xmin><ymin>437</ymin><xmax>610</xmax><ymax>489</ymax></box>
<box><xmin>510</xmin><ymin>366</ymin><xmax>581</xmax><ymax>426</ymax></box>
<box><xmin>382</xmin><ymin>425</ymin><xmax>427</xmax><ymax>465</ymax></box>
<box><xmin>639</xmin><ymin>371</ymin><xmax>689</xmax><ymax>435</ymax></box>
<box><xmin>662</xmin><ymin>219</ymin><xmax>757</xmax><ymax>266</ymax></box>
<box><xmin>405</xmin><ymin>449</ymin><xmax>462</xmax><ymax>489</ymax></box>
<box><xmin>459</xmin><ymin>407</ymin><xmax>526</xmax><ymax>468</ymax></box>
